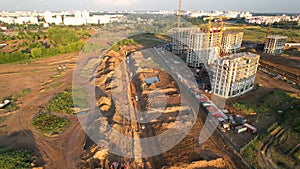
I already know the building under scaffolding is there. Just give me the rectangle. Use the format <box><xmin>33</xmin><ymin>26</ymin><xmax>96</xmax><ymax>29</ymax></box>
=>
<box><xmin>264</xmin><ymin>35</ymin><xmax>287</xmax><ymax>55</ymax></box>
<box><xmin>172</xmin><ymin>28</ymin><xmax>243</xmax><ymax>67</ymax></box>
<box><xmin>211</xmin><ymin>52</ymin><xmax>260</xmax><ymax>98</ymax></box>
<box><xmin>220</xmin><ymin>32</ymin><xmax>243</xmax><ymax>55</ymax></box>
<box><xmin>186</xmin><ymin>31</ymin><xmax>222</xmax><ymax>67</ymax></box>
<box><xmin>172</xmin><ymin>28</ymin><xmax>260</xmax><ymax>98</ymax></box>
<box><xmin>172</xmin><ymin>27</ymin><xmax>200</xmax><ymax>55</ymax></box>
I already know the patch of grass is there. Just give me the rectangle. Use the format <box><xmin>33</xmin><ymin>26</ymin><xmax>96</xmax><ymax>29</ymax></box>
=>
<box><xmin>282</xmin><ymin>107</ymin><xmax>300</xmax><ymax>133</ymax></box>
<box><xmin>111</xmin><ymin>38</ymin><xmax>137</xmax><ymax>51</ymax></box>
<box><xmin>72</xmin><ymin>86</ymin><xmax>89</xmax><ymax>110</ymax></box>
<box><xmin>232</xmin><ymin>102</ymin><xmax>255</xmax><ymax>114</ymax></box>
<box><xmin>50</xmin><ymin>72</ymin><xmax>62</xmax><ymax>79</ymax></box>
<box><xmin>130</xmin><ymin>33</ymin><xmax>168</xmax><ymax>47</ymax></box>
<box><xmin>284</xmin><ymin>47</ymin><xmax>300</xmax><ymax>57</ymax></box>
<box><xmin>0</xmin><ymin>149</ymin><xmax>33</xmax><ymax>169</ymax></box>
<box><xmin>2</xmin><ymin>88</ymin><xmax>31</xmax><ymax>112</ymax></box>
<box><xmin>229</xmin><ymin>26</ymin><xmax>300</xmax><ymax>43</ymax></box>
<box><xmin>232</xmin><ymin>91</ymin><xmax>297</xmax><ymax>115</ymax></box>
<box><xmin>294</xmin><ymin>150</ymin><xmax>300</xmax><ymax>161</ymax></box>
<box><xmin>14</xmin><ymin>88</ymin><xmax>31</xmax><ymax>101</ymax></box>
<box><xmin>4</xmin><ymin>102</ymin><xmax>18</xmax><ymax>112</ymax></box>
<box><xmin>0</xmin><ymin>116</ymin><xmax>7</xmax><ymax>124</ymax></box>
<box><xmin>45</xmin><ymin>89</ymin><xmax>74</xmax><ymax>114</ymax></box>
<box><xmin>241</xmin><ymin>136</ymin><xmax>261</xmax><ymax>168</ymax></box>
<box><xmin>235</xmin><ymin>90</ymin><xmax>300</xmax><ymax>168</ymax></box>
<box><xmin>270</xmin><ymin>148</ymin><xmax>295</xmax><ymax>168</ymax></box>
<box><xmin>32</xmin><ymin>112</ymin><xmax>70</xmax><ymax>135</ymax></box>
<box><xmin>51</xmin><ymin>82</ymin><xmax>63</xmax><ymax>88</ymax></box>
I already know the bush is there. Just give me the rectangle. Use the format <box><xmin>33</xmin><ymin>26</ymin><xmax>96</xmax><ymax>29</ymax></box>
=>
<box><xmin>32</xmin><ymin>112</ymin><xmax>70</xmax><ymax>135</ymax></box>
<box><xmin>0</xmin><ymin>149</ymin><xmax>33</xmax><ymax>169</ymax></box>
<box><xmin>0</xmin><ymin>116</ymin><xmax>7</xmax><ymax>124</ymax></box>
<box><xmin>45</xmin><ymin>89</ymin><xmax>74</xmax><ymax>114</ymax></box>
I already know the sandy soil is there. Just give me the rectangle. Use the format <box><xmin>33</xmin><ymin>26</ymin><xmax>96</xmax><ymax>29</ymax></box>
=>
<box><xmin>0</xmin><ymin>53</ymin><xmax>86</xmax><ymax>169</ymax></box>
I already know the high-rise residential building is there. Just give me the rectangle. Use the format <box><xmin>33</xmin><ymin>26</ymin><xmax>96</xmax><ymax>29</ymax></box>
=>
<box><xmin>220</xmin><ymin>32</ymin><xmax>243</xmax><ymax>55</ymax></box>
<box><xmin>172</xmin><ymin>28</ymin><xmax>244</xmax><ymax>67</ymax></box>
<box><xmin>211</xmin><ymin>52</ymin><xmax>260</xmax><ymax>98</ymax></box>
<box><xmin>172</xmin><ymin>27</ymin><xmax>200</xmax><ymax>55</ymax></box>
<box><xmin>186</xmin><ymin>31</ymin><xmax>222</xmax><ymax>67</ymax></box>
<box><xmin>264</xmin><ymin>35</ymin><xmax>287</xmax><ymax>55</ymax></box>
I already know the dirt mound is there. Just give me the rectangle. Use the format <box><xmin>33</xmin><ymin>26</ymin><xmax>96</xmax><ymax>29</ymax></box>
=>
<box><xmin>169</xmin><ymin>158</ymin><xmax>226</xmax><ymax>169</ymax></box>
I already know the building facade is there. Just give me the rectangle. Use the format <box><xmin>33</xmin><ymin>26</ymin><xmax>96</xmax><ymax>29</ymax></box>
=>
<box><xmin>172</xmin><ymin>28</ymin><xmax>244</xmax><ymax>68</ymax></box>
<box><xmin>264</xmin><ymin>35</ymin><xmax>287</xmax><ymax>55</ymax></box>
<box><xmin>221</xmin><ymin>32</ymin><xmax>243</xmax><ymax>55</ymax></box>
<box><xmin>172</xmin><ymin>27</ymin><xmax>200</xmax><ymax>55</ymax></box>
<box><xmin>186</xmin><ymin>31</ymin><xmax>222</xmax><ymax>67</ymax></box>
<box><xmin>211</xmin><ymin>52</ymin><xmax>260</xmax><ymax>98</ymax></box>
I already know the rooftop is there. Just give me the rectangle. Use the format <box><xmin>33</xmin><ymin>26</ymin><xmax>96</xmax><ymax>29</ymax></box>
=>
<box><xmin>221</xmin><ymin>52</ymin><xmax>259</xmax><ymax>60</ymax></box>
<box><xmin>266</xmin><ymin>35</ymin><xmax>287</xmax><ymax>39</ymax></box>
<box><xmin>144</xmin><ymin>77</ymin><xmax>160</xmax><ymax>85</ymax></box>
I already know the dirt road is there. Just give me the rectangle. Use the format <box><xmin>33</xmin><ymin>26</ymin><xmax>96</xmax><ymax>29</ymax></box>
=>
<box><xmin>258</xmin><ymin>127</ymin><xmax>287</xmax><ymax>169</ymax></box>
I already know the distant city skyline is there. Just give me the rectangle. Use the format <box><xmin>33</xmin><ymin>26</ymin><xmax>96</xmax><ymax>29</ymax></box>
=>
<box><xmin>0</xmin><ymin>0</ymin><xmax>299</xmax><ymax>13</ymax></box>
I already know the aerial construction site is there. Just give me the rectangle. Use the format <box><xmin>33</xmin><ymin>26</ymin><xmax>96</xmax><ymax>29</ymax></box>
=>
<box><xmin>171</xmin><ymin>25</ymin><xmax>256</xmax><ymax>98</ymax></box>
<box><xmin>0</xmin><ymin>0</ymin><xmax>299</xmax><ymax>168</ymax></box>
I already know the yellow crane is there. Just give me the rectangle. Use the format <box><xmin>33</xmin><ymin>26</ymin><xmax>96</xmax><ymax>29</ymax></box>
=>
<box><xmin>177</xmin><ymin>0</ymin><xmax>182</xmax><ymax>28</ymax></box>
<box><xmin>203</xmin><ymin>16</ymin><xmax>226</xmax><ymax>56</ymax></box>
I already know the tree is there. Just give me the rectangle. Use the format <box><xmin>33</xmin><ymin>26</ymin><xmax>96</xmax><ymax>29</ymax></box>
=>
<box><xmin>47</xmin><ymin>28</ymin><xmax>80</xmax><ymax>46</ymax></box>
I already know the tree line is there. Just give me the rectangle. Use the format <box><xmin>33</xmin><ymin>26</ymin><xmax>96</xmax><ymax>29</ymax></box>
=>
<box><xmin>0</xmin><ymin>27</ymin><xmax>89</xmax><ymax>64</ymax></box>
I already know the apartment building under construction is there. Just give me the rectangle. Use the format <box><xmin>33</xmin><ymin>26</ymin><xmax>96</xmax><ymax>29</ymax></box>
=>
<box><xmin>211</xmin><ymin>52</ymin><xmax>260</xmax><ymax>98</ymax></box>
<box><xmin>172</xmin><ymin>28</ymin><xmax>243</xmax><ymax>67</ymax></box>
<box><xmin>264</xmin><ymin>35</ymin><xmax>287</xmax><ymax>55</ymax></box>
<box><xmin>221</xmin><ymin>32</ymin><xmax>243</xmax><ymax>55</ymax></box>
<box><xmin>172</xmin><ymin>28</ymin><xmax>260</xmax><ymax>98</ymax></box>
<box><xmin>186</xmin><ymin>31</ymin><xmax>222</xmax><ymax>67</ymax></box>
<box><xmin>172</xmin><ymin>27</ymin><xmax>200</xmax><ymax>55</ymax></box>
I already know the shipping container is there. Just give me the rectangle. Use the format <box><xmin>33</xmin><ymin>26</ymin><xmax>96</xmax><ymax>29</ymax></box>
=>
<box><xmin>244</xmin><ymin>123</ymin><xmax>257</xmax><ymax>134</ymax></box>
<box><xmin>235</xmin><ymin>125</ymin><xmax>248</xmax><ymax>134</ymax></box>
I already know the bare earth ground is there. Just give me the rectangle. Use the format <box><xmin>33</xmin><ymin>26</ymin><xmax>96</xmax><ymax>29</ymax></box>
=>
<box><xmin>260</xmin><ymin>54</ymin><xmax>300</xmax><ymax>72</ymax></box>
<box><xmin>0</xmin><ymin>53</ymin><xmax>86</xmax><ymax>169</ymax></box>
<box><xmin>1</xmin><ymin>37</ymin><xmax>298</xmax><ymax>168</ymax></box>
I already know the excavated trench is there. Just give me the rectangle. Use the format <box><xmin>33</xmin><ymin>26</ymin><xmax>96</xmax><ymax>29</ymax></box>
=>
<box><xmin>79</xmin><ymin>47</ymin><xmax>234</xmax><ymax>169</ymax></box>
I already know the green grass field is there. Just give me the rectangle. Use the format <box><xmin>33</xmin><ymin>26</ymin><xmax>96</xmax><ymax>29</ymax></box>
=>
<box><xmin>32</xmin><ymin>112</ymin><xmax>70</xmax><ymax>135</ymax></box>
<box><xmin>0</xmin><ymin>149</ymin><xmax>33</xmax><ymax>169</ymax></box>
<box><xmin>226</xmin><ymin>25</ymin><xmax>300</xmax><ymax>43</ymax></box>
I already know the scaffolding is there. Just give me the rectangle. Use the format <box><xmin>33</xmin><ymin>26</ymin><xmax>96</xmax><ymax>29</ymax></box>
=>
<box><xmin>264</xmin><ymin>35</ymin><xmax>287</xmax><ymax>55</ymax></box>
<box><xmin>172</xmin><ymin>28</ymin><xmax>244</xmax><ymax>67</ymax></box>
<box><xmin>211</xmin><ymin>52</ymin><xmax>260</xmax><ymax>98</ymax></box>
<box><xmin>220</xmin><ymin>32</ymin><xmax>244</xmax><ymax>55</ymax></box>
<box><xmin>172</xmin><ymin>27</ymin><xmax>200</xmax><ymax>55</ymax></box>
<box><xmin>186</xmin><ymin>31</ymin><xmax>222</xmax><ymax>67</ymax></box>
<box><xmin>171</xmin><ymin>27</ymin><xmax>260</xmax><ymax>98</ymax></box>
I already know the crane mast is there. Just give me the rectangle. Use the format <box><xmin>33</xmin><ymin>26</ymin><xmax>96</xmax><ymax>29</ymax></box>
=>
<box><xmin>177</xmin><ymin>0</ymin><xmax>182</xmax><ymax>28</ymax></box>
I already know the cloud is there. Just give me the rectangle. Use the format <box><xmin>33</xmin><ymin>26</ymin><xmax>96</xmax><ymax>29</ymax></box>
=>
<box><xmin>93</xmin><ymin>0</ymin><xmax>139</xmax><ymax>6</ymax></box>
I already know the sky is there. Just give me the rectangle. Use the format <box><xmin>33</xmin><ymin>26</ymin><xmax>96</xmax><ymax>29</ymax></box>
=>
<box><xmin>0</xmin><ymin>0</ymin><xmax>299</xmax><ymax>13</ymax></box>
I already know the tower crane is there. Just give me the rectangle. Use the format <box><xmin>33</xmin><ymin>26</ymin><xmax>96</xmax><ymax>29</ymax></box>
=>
<box><xmin>266</xmin><ymin>25</ymin><xmax>271</xmax><ymax>37</ymax></box>
<box><xmin>203</xmin><ymin>16</ymin><xmax>227</xmax><ymax>56</ymax></box>
<box><xmin>177</xmin><ymin>0</ymin><xmax>182</xmax><ymax>28</ymax></box>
